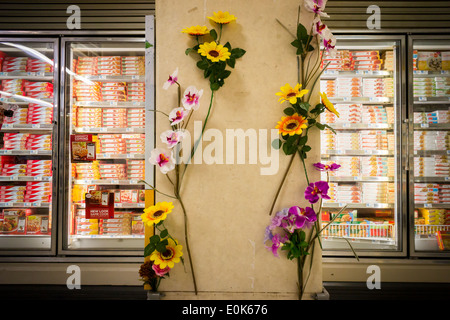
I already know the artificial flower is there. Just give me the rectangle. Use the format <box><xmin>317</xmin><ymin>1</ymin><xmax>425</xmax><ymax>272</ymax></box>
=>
<box><xmin>313</xmin><ymin>162</ymin><xmax>341</xmax><ymax>172</ymax></box>
<box><xmin>182</xmin><ymin>86</ymin><xmax>203</xmax><ymax>110</ymax></box>
<box><xmin>150</xmin><ymin>238</ymin><xmax>183</xmax><ymax>269</ymax></box>
<box><xmin>141</xmin><ymin>201</ymin><xmax>174</xmax><ymax>226</ymax></box>
<box><xmin>152</xmin><ymin>264</ymin><xmax>171</xmax><ymax>277</ymax></box>
<box><xmin>264</xmin><ymin>226</ymin><xmax>274</xmax><ymax>243</ymax></box>
<box><xmin>160</xmin><ymin>130</ymin><xmax>186</xmax><ymax>148</ymax></box>
<box><xmin>265</xmin><ymin>233</ymin><xmax>288</xmax><ymax>258</ymax></box>
<box><xmin>149</xmin><ymin>148</ymin><xmax>175</xmax><ymax>174</ymax></box>
<box><xmin>312</xmin><ymin>16</ymin><xmax>327</xmax><ymax>36</ymax></box>
<box><xmin>304</xmin><ymin>181</ymin><xmax>331</xmax><ymax>204</ymax></box>
<box><xmin>139</xmin><ymin>261</ymin><xmax>157</xmax><ymax>281</ymax></box>
<box><xmin>290</xmin><ymin>206</ymin><xmax>317</xmax><ymax>230</ymax></box>
<box><xmin>322</xmin><ymin>29</ymin><xmax>337</xmax><ymax>57</ymax></box>
<box><xmin>275</xmin><ymin>113</ymin><xmax>308</xmax><ymax>136</ymax></box>
<box><xmin>182</xmin><ymin>25</ymin><xmax>209</xmax><ymax>36</ymax></box>
<box><xmin>169</xmin><ymin>107</ymin><xmax>186</xmax><ymax>126</ymax></box>
<box><xmin>304</xmin><ymin>0</ymin><xmax>330</xmax><ymax>18</ymax></box>
<box><xmin>198</xmin><ymin>41</ymin><xmax>231</xmax><ymax>62</ymax></box>
<box><xmin>276</xmin><ymin>83</ymin><xmax>309</xmax><ymax>105</ymax></box>
<box><xmin>207</xmin><ymin>11</ymin><xmax>237</xmax><ymax>25</ymax></box>
<box><xmin>319</xmin><ymin>92</ymin><xmax>339</xmax><ymax>117</ymax></box>
<box><xmin>269</xmin><ymin>207</ymin><xmax>290</xmax><ymax>230</ymax></box>
<box><xmin>163</xmin><ymin>68</ymin><xmax>179</xmax><ymax>90</ymax></box>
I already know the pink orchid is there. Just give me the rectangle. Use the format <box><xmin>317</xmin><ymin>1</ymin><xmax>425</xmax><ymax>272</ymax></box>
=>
<box><xmin>169</xmin><ymin>107</ymin><xmax>186</xmax><ymax>126</ymax></box>
<box><xmin>163</xmin><ymin>68</ymin><xmax>179</xmax><ymax>90</ymax></box>
<box><xmin>182</xmin><ymin>86</ymin><xmax>203</xmax><ymax>111</ymax></box>
<box><xmin>160</xmin><ymin>130</ymin><xmax>186</xmax><ymax>148</ymax></box>
<box><xmin>149</xmin><ymin>148</ymin><xmax>175</xmax><ymax>174</ymax></box>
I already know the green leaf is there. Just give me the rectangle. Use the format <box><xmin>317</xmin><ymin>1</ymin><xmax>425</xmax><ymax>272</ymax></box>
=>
<box><xmin>150</xmin><ymin>234</ymin><xmax>160</xmax><ymax>244</ymax></box>
<box><xmin>297</xmin><ymin>23</ymin><xmax>309</xmax><ymax>42</ymax></box>
<box><xmin>231</xmin><ymin>48</ymin><xmax>246</xmax><ymax>59</ymax></box>
<box><xmin>323</xmin><ymin>123</ymin><xmax>337</xmax><ymax>134</ymax></box>
<box><xmin>283</xmin><ymin>141</ymin><xmax>297</xmax><ymax>155</ymax></box>
<box><xmin>204</xmin><ymin>68</ymin><xmax>212</xmax><ymax>79</ymax></box>
<box><xmin>224</xmin><ymin>42</ymin><xmax>232</xmax><ymax>51</ymax></box>
<box><xmin>159</xmin><ymin>229</ymin><xmax>168</xmax><ymax>239</ymax></box>
<box><xmin>307</xmin><ymin>44</ymin><xmax>315</xmax><ymax>52</ymax></box>
<box><xmin>197</xmin><ymin>59</ymin><xmax>209</xmax><ymax>70</ymax></box>
<box><xmin>298</xmin><ymin>135</ymin><xmax>308</xmax><ymax>146</ymax></box>
<box><xmin>226</xmin><ymin>57</ymin><xmax>236</xmax><ymax>68</ymax></box>
<box><xmin>272</xmin><ymin>139</ymin><xmax>282</xmax><ymax>150</ymax></box>
<box><xmin>156</xmin><ymin>242</ymin><xmax>167</xmax><ymax>253</ymax></box>
<box><xmin>210</xmin><ymin>82</ymin><xmax>220</xmax><ymax>91</ymax></box>
<box><xmin>308</xmin><ymin>118</ymin><xmax>316</xmax><ymax>125</ymax></box>
<box><xmin>145</xmin><ymin>41</ymin><xmax>153</xmax><ymax>49</ymax></box>
<box><xmin>302</xmin><ymin>145</ymin><xmax>312</xmax><ymax>152</ymax></box>
<box><xmin>144</xmin><ymin>243</ymin><xmax>155</xmax><ymax>257</ymax></box>
<box><xmin>290</xmin><ymin>39</ymin><xmax>300</xmax><ymax>48</ymax></box>
<box><xmin>210</xmin><ymin>29</ymin><xmax>218</xmax><ymax>41</ymax></box>
<box><xmin>283</xmin><ymin>107</ymin><xmax>295</xmax><ymax>116</ymax></box>
<box><xmin>219</xmin><ymin>70</ymin><xmax>231</xmax><ymax>80</ymax></box>
<box><xmin>298</xmin><ymin>102</ymin><xmax>310</xmax><ymax>112</ymax></box>
<box><xmin>315</xmin><ymin>122</ymin><xmax>325</xmax><ymax>130</ymax></box>
<box><xmin>185</xmin><ymin>48</ymin><xmax>193</xmax><ymax>55</ymax></box>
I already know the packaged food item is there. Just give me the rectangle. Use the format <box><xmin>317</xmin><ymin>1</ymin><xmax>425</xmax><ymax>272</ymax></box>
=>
<box><xmin>417</xmin><ymin>51</ymin><xmax>442</xmax><ymax>71</ymax></box>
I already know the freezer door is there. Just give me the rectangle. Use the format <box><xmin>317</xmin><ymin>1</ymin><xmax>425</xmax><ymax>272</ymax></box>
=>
<box><xmin>409</xmin><ymin>36</ymin><xmax>450</xmax><ymax>257</ymax></box>
<box><xmin>0</xmin><ymin>38</ymin><xmax>59</xmax><ymax>255</ymax></box>
<box><xmin>319</xmin><ymin>36</ymin><xmax>407</xmax><ymax>257</ymax></box>
<box><xmin>59</xmin><ymin>37</ymin><xmax>153</xmax><ymax>255</ymax></box>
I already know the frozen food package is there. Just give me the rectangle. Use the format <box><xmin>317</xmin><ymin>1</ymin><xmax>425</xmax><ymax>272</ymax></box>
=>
<box><xmin>417</xmin><ymin>51</ymin><xmax>442</xmax><ymax>71</ymax></box>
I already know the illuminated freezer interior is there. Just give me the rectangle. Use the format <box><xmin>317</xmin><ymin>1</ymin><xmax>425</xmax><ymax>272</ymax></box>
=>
<box><xmin>63</xmin><ymin>41</ymin><xmax>147</xmax><ymax>251</ymax></box>
<box><xmin>411</xmin><ymin>39</ymin><xmax>450</xmax><ymax>253</ymax></box>
<box><xmin>319</xmin><ymin>39</ymin><xmax>401</xmax><ymax>253</ymax></box>
<box><xmin>0</xmin><ymin>40</ymin><xmax>57</xmax><ymax>251</ymax></box>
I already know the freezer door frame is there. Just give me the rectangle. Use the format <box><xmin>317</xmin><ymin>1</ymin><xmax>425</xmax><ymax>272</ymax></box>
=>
<box><xmin>58</xmin><ymin>36</ymin><xmax>153</xmax><ymax>256</ymax></box>
<box><xmin>408</xmin><ymin>34</ymin><xmax>450</xmax><ymax>258</ymax></box>
<box><xmin>0</xmin><ymin>36</ymin><xmax>60</xmax><ymax>256</ymax></box>
<box><xmin>320</xmin><ymin>33</ymin><xmax>408</xmax><ymax>258</ymax></box>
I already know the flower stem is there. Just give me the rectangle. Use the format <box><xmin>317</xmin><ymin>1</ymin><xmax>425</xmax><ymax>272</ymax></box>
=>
<box><xmin>268</xmin><ymin>151</ymin><xmax>296</xmax><ymax>216</ymax></box>
<box><xmin>176</xmin><ymin>192</ymin><xmax>198</xmax><ymax>295</ymax></box>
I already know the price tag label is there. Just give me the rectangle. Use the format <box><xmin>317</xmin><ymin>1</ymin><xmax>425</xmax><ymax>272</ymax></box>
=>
<box><xmin>418</xmin><ymin>96</ymin><xmax>427</xmax><ymax>102</ymax></box>
<box><xmin>109</xmin><ymin>101</ymin><xmax>117</xmax><ymax>106</ymax></box>
<box><xmin>420</xmin><ymin>123</ymin><xmax>429</xmax><ymax>128</ymax></box>
<box><xmin>366</xmin><ymin>203</ymin><xmax>374</xmax><ymax>207</ymax></box>
<box><xmin>129</xmin><ymin>180</ymin><xmax>138</xmax><ymax>184</ymax></box>
<box><xmin>31</xmin><ymin>124</ymin><xmax>40</xmax><ymax>128</ymax></box>
<box><xmin>424</xmin><ymin>203</ymin><xmax>432</xmax><ymax>208</ymax></box>
<box><xmin>111</xmin><ymin>179</ymin><xmax>119</xmax><ymax>184</ymax></box>
<box><xmin>10</xmin><ymin>176</ymin><xmax>18</xmax><ymax>181</ymax></box>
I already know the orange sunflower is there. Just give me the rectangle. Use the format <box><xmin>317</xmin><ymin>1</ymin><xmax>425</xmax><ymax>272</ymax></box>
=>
<box><xmin>275</xmin><ymin>113</ymin><xmax>308</xmax><ymax>136</ymax></box>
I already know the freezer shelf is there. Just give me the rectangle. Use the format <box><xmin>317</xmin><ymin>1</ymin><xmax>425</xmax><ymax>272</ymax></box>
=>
<box><xmin>411</xmin><ymin>39</ymin><xmax>450</xmax><ymax>254</ymax></box>
<box><xmin>319</xmin><ymin>39</ymin><xmax>401</xmax><ymax>254</ymax></box>
<box><xmin>63</xmin><ymin>40</ymin><xmax>148</xmax><ymax>251</ymax></box>
<box><xmin>0</xmin><ymin>39</ymin><xmax>57</xmax><ymax>252</ymax></box>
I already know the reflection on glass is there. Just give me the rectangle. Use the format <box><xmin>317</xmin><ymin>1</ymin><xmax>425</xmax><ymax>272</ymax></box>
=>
<box><xmin>0</xmin><ymin>41</ymin><xmax>55</xmax><ymax>250</ymax></box>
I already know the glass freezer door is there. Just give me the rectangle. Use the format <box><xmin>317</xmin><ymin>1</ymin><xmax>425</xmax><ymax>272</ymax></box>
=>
<box><xmin>409</xmin><ymin>36</ymin><xmax>450</xmax><ymax>257</ymax></box>
<box><xmin>319</xmin><ymin>36</ymin><xmax>406</xmax><ymax>256</ymax></box>
<box><xmin>0</xmin><ymin>38</ymin><xmax>58</xmax><ymax>254</ymax></box>
<box><xmin>60</xmin><ymin>38</ymin><xmax>151</xmax><ymax>254</ymax></box>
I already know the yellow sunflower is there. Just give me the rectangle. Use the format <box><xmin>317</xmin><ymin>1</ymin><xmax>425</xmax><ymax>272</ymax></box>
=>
<box><xmin>182</xmin><ymin>25</ymin><xmax>209</xmax><ymax>36</ymax></box>
<box><xmin>276</xmin><ymin>83</ymin><xmax>309</xmax><ymax>104</ymax></box>
<box><xmin>198</xmin><ymin>41</ymin><xmax>231</xmax><ymax>62</ymax></box>
<box><xmin>141</xmin><ymin>201</ymin><xmax>174</xmax><ymax>226</ymax></box>
<box><xmin>319</xmin><ymin>92</ymin><xmax>340</xmax><ymax>117</ymax></box>
<box><xmin>276</xmin><ymin>113</ymin><xmax>308</xmax><ymax>136</ymax></box>
<box><xmin>150</xmin><ymin>238</ymin><xmax>183</xmax><ymax>269</ymax></box>
<box><xmin>208</xmin><ymin>11</ymin><xmax>236</xmax><ymax>24</ymax></box>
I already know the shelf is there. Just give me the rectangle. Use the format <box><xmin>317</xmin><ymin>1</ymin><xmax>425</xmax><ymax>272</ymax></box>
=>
<box><xmin>415</xmin><ymin>203</ymin><xmax>450</xmax><ymax>209</ymax></box>
<box><xmin>322</xmin><ymin>70</ymin><xmax>393</xmax><ymax>78</ymax></box>
<box><xmin>328</xmin><ymin>97</ymin><xmax>393</xmax><ymax>104</ymax></box>
<box><xmin>74</xmin><ymin>101</ymin><xmax>145</xmax><ymax>107</ymax></box>
<box><xmin>73</xmin><ymin>127</ymin><xmax>144</xmax><ymax>134</ymax></box>
<box><xmin>0</xmin><ymin>176</ymin><xmax>51</xmax><ymax>182</ymax></box>
<box><xmin>414</xmin><ymin>150</ymin><xmax>450</xmax><ymax>156</ymax></box>
<box><xmin>74</xmin><ymin>202</ymin><xmax>145</xmax><ymax>209</ymax></box>
<box><xmin>71</xmin><ymin>234</ymin><xmax>144</xmax><ymax>239</ymax></box>
<box><xmin>323</xmin><ymin>150</ymin><xmax>394</xmax><ymax>156</ymax></box>
<box><xmin>322</xmin><ymin>203</ymin><xmax>394</xmax><ymax>209</ymax></box>
<box><xmin>1</xmin><ymin>123</ymin><xmax>53</xmax><ymax>131</ymax></box>
<box><xmin>73</xmin><ymin>179</ymin><xmax>144</xmax><ymax>185</ymax></box>
<box><xmin>0</xmin><ymin>202</ymin><xmax>50</xmax><ymax>208</ymax></box>
<box><xmin>0</xmin><ymin>150</ymin><xmax>52</xmax><ymax>156</ymax></box>
<box><xmin>0</xmin><ymin>71</ymin><xmax>53</xmax><ymax>81</ymax></box>
<box><xmin>325</xmin><ymin>123</ymin><xmax>394</xmax><ymax>130</ymax></box>
<box><xmin>414</xmin><ymin>123</ymin><xmax>450</xmax><ymax>130</ymax></box>
<box><xmin>329</xmin><ymin>176</ymin><xmax>394</xmax><ymax>182</ymax></box>
<box><xmin>0</xmin><ymin>97</ymin><xmax>53</xmax><ymax>106</ymax></box>
<box><xmin>97</xmin><ymin>154</ymin><xmax>145</xmax><ymax>160</ymax></box>
<box><xmin>414</xmin><ymin>97</ymin><xmax>450</xmax><ymax>104</ymax></box>
<box><xmin>72</xmin><ymin>75</ymin><xmax>144</xmax><ymax>82</ymax></box>
<box><xmin>413</xmin><ymin>70</ymin><xmax>450</xmax><ymax>77</ymax></box>
<box><xmin>414</xmin><ymin>177</ymin><xmax>450</xmax><ymax>183</ymax></box>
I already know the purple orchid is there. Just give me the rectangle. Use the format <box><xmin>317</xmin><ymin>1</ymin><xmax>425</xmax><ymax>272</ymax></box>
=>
<box><xmin>265</xmin><ymin>233</ymin><xmax>288</xmax><ymax>258</ymax></box>
<box><xmin>304</xmin><ymin>181</ymin><xmax>331</xmax><ymax>204</ymax></box>
<box><xmin>313</xmin><ymin>162</ymin><xmax>341</xmax><ymax>172</ymax></box>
